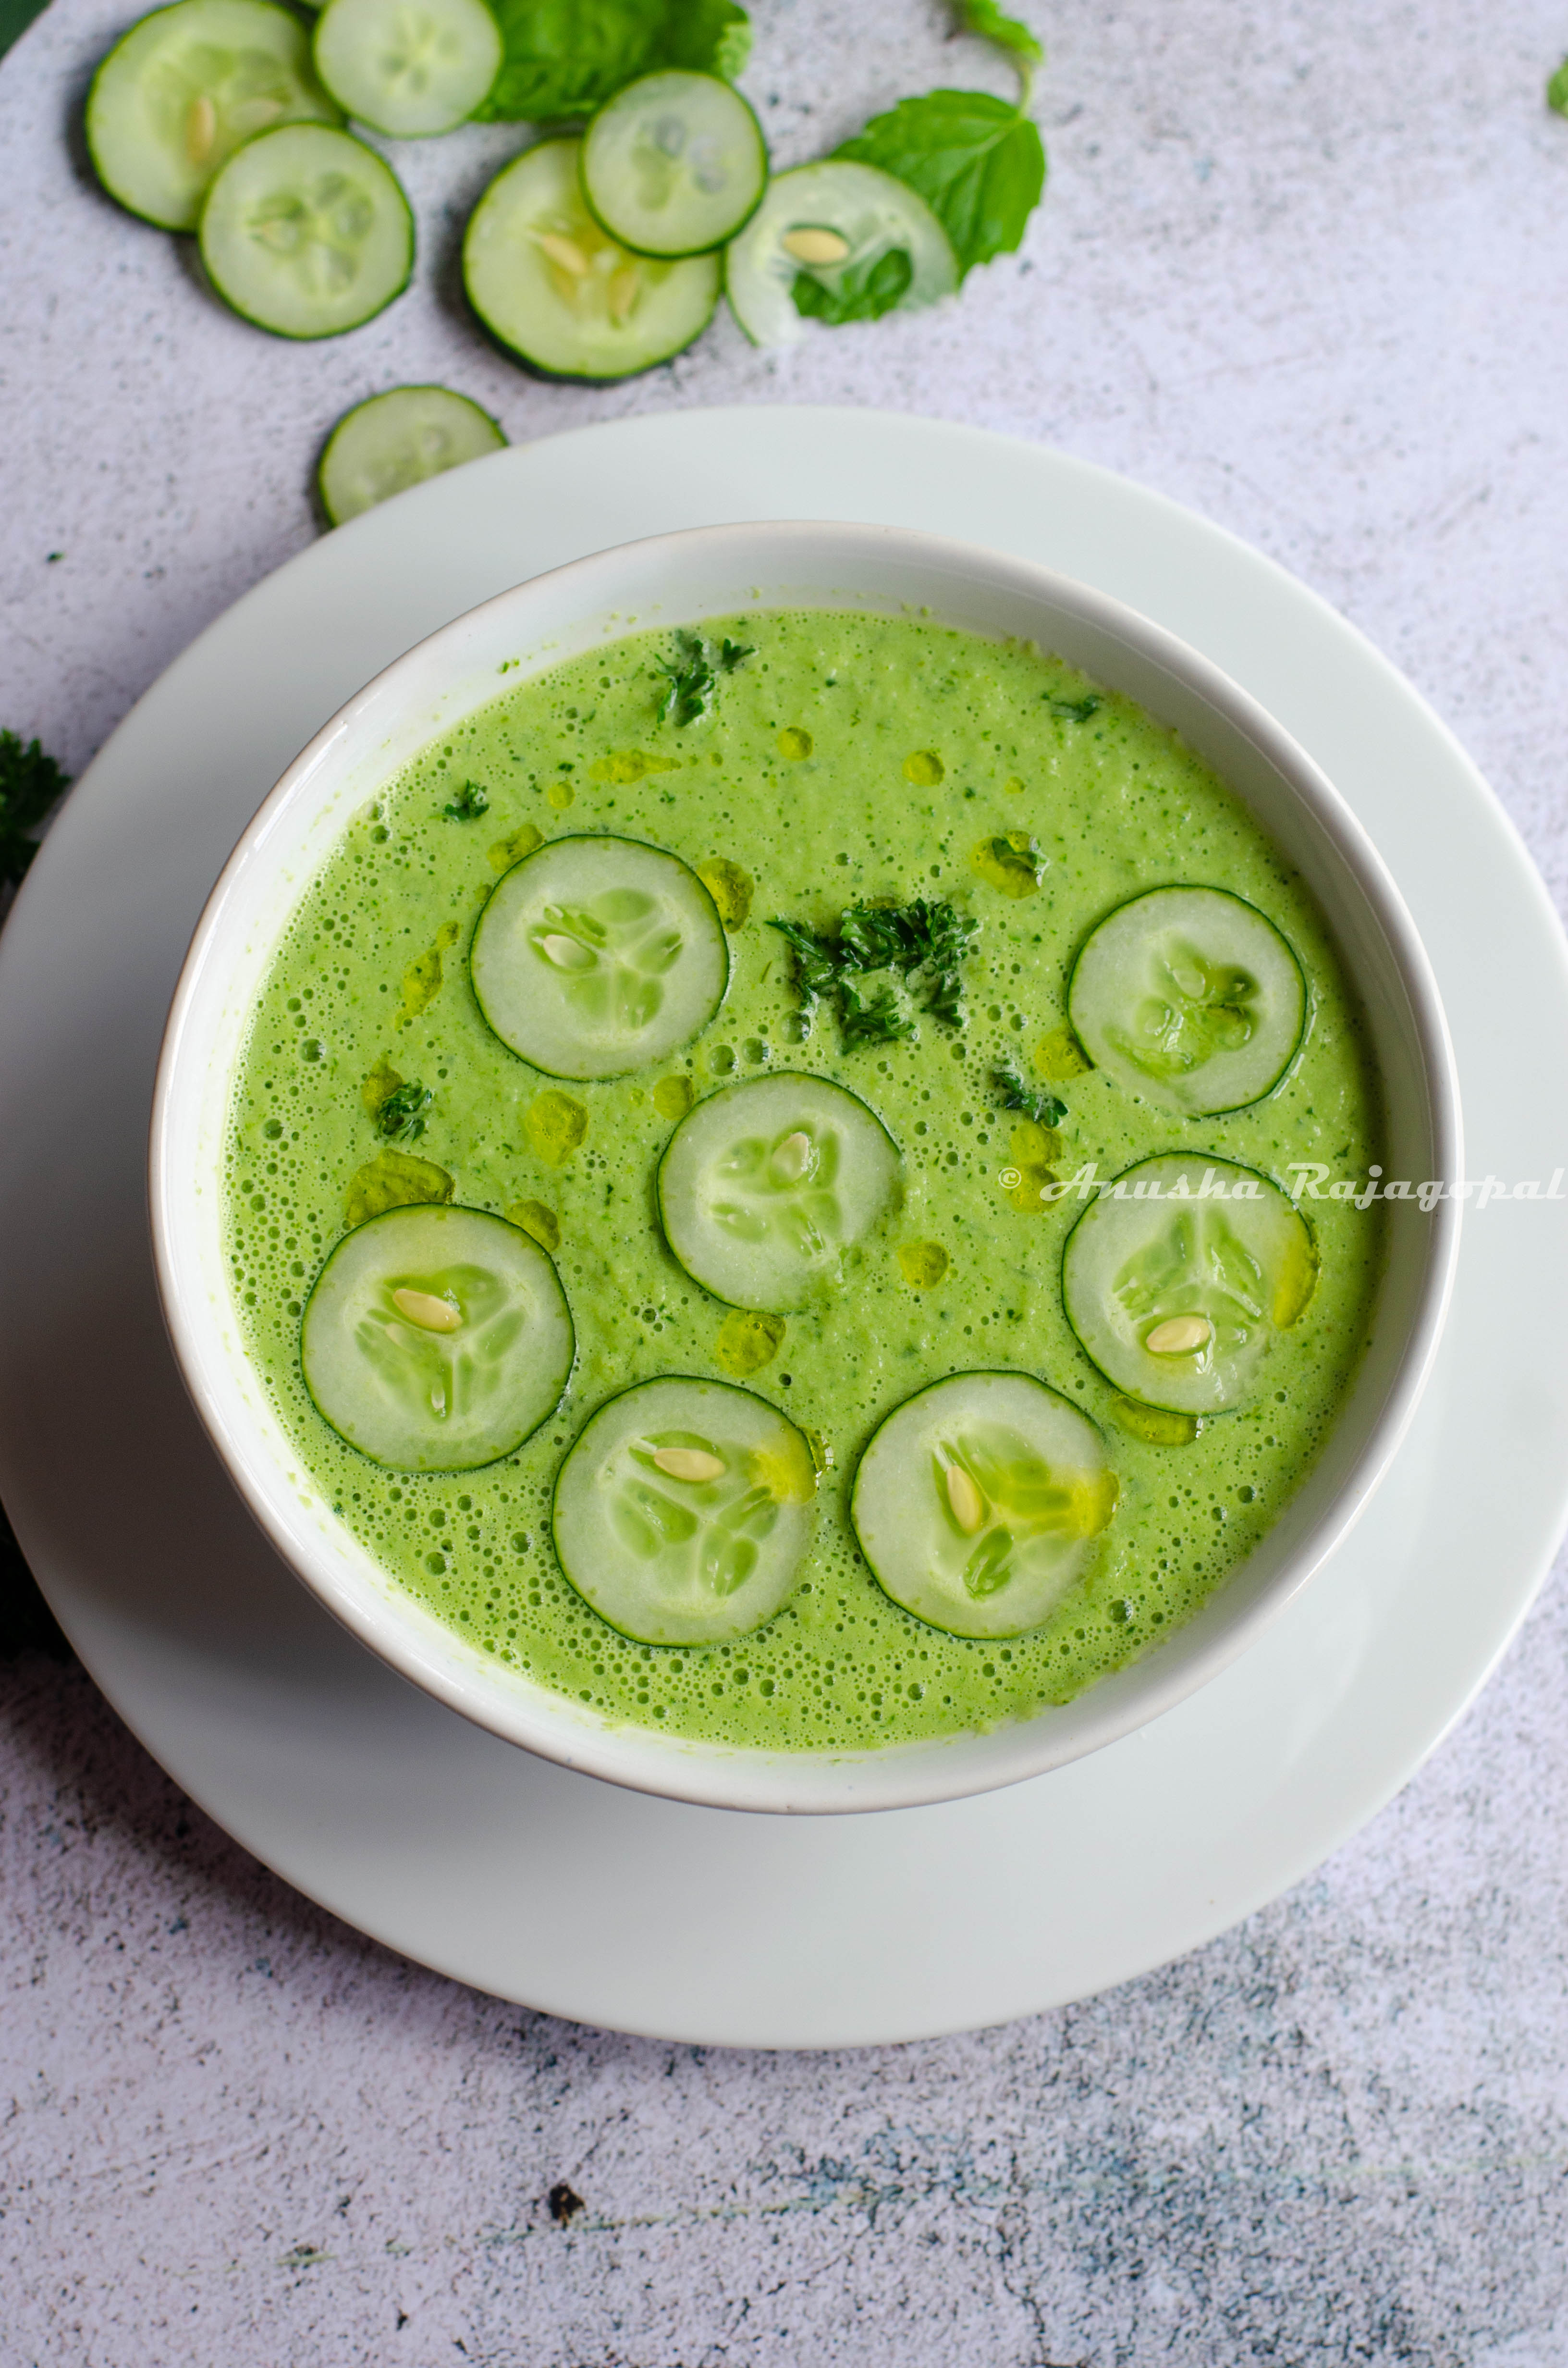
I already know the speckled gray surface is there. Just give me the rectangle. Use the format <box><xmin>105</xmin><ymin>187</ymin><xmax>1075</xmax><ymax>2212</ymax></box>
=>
<box><xmin>3</xmin><ymin>0</ymin><xmax>1568</xmax><ymax>2359</ymax></box>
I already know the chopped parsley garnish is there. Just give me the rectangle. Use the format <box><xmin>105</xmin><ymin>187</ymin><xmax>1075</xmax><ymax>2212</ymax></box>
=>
<box><xmin>656</xmin><ymin>631</ymin><xmax>754</xmax><ymax>728</ymax></box>
<box><xmin>375</xmin><ymin>1081</ymin><xmax>434</xmax><ymax>1141</ymax></box>
<box><xmin>0</xmin><ymin>729</ymin><xmax>69</xmax><ymax>886</ymax></box>
<box><xmin>442</xmin><ymin>779</ymin><xmax>490</xmax><ymax>821</ymax></box>
<box><xmin>769</xmin><ymin>898</ymin><xmax>979</xmax><ymax>1046</ymax></box>
<box><xmin>841</xmin><ymin>977</ymin><xmax>918</xmax><ymax>1046</ymax></box>
<box><xmin>1044</xmin><ymin>692</ymin><xmax>1102</xmax><ymax>723</ymax></box>
<box><xmin>995</xmin><ymin>1062</ymin><xmax>1066</xmax><ymax>1129</ymax></box>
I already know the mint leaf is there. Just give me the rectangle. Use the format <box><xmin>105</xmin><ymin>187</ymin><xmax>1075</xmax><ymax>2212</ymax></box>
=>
<box><xmin>1551</xmin><ymin>55</ymin><xmax>1568</xmax><ymax>116</ymax></box>
<box><xmin>792</xmin><ymin>245</ymin><xmax>913</xmax><ymax>326</ymax></box>
<box><xmin>478</xmin><ymin>0</ymin><xmax>748</xmax><ymax>124</ymax></box>
<box><xmin>957</xmin><ymin>0</ymin><xmax>1043</xmax><ymax>74</ymax></box>
<box><xmin>837</xmin><ymin>91</ymin><xmax>1045</xmax><ymax>279</ymax></box>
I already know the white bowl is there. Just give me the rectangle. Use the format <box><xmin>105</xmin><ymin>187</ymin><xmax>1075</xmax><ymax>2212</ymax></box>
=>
<box><xmin>150</xmin><ymin>520</ymin><xmax>1461</xmax><ymax>1815</ymax></box>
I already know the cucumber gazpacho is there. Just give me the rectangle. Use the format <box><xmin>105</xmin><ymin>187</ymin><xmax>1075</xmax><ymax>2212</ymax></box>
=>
<box><xmin>224</xmin><ymin>608</ymin><xmax>1384</xmax><ymax>1749</ymax></box>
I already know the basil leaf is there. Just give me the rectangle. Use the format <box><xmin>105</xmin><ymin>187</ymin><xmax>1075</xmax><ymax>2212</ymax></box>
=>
<box><xmin>478</xmin><ymin>0</ymin><xmax>749</xmax><ymax>125</ymax></box>
<box><xmin>1551</xmin><ymin>56</ymin><xmax>1568</xmax><ymax>117</ymax></box>
<box><xmin>957</xmin><ymin>0</ymin><xmax>1043</xmax><ymax>73</ymax></box>
<box><xmin>792</xmin><ymin>245</ymin><xmax>913</xmax><ymax>326</ymax></box>
<box><xmin>837</xmin><ymin>91</ymin><xmax>1045</xmax><ymax>278</ymax></box>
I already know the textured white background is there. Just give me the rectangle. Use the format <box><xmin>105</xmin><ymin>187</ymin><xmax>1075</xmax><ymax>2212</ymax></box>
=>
<box><xmin>4</xmin><ymin>1</ymin><xmax>1568</xmax><ymax>2361</ymax></box>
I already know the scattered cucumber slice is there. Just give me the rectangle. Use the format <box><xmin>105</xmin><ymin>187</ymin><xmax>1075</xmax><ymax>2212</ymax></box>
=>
<box><xmin>724</xmin><ymin>159</ymin><xmax>957</xmax><ymax>348</ymax></box>
<box><xmin>1061</xmin><ymin>1154</ymin><xmax>1318</xmax><ymax>1416</ymax></box>
<box><xmin>552</xmin><ymin>1376</ymin><xmax>817</xmax><ymax>1646</ymax></box>
<box><xmin>1068</xmin><ymin>886</ymin><xmax>1307</xmax><ymax>1117</ymax></box>
<box><xmin>851</xmin><ymin>1372</ymin><xmax>1118</xmax><ymax>1641</ymax></box>
<box><xmin>198</xmin><ymin>122</ymin><xmax>413</xmax><ymax>337</ymax></box>
<box><xmin>471</xmin><ymin>834</ymin><xmax>728</xmax><ymax>1080</ymax></box>
<box><xmin>657</xmin><ymin>1073</ymin><xmax>901</xmax><ymax>1311</ymax></box>
<box><xmin>312</xmin><ymin>0</ymin><xmax>501</xmax><ymax>138</ymax></box>
<box><xmin>464</xmin><ymin>137</ymin><xmax>722</xmax><ymax>380</ymax></box>
<box><xmin>581</xmin><ymin>69</ymin><xmax>766</xmax><ymax>258</ymax></box>
<box><xmin>317</xmin><ymin>384</ymin><xmax>505</xmax><ymax>523</ymax></box>
<box><xmin>86</xmin><ymin>0</ymin><xmax>340</xmax><ymax>233</ymax></box>
<box><xmin>301</xmin><ymin>1203</ymin><xmax>574</xmax><ymax>1470</ymax></box>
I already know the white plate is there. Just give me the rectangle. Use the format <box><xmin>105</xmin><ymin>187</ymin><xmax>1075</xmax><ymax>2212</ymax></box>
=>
<box><xmin>2</xmin><ymin>406</ymin><xmax>1564</xmax><ymax>2047</ymax></box>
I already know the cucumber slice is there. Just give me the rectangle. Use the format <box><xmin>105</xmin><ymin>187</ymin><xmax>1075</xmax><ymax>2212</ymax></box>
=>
<box><xmin>301</xmin><ymin>1203</ymin><xmax>574</xmax><ymax>1470</ymax></box>
<box><xmin>471</xmin><ymin>834</ymin><xmax>728</xmax><ymax>1079</ymax></box>
<box><xmin>86</xmin><ymin>0</ymin><xmax>340</xmax><ymax>233</ymax></box>
<box><xmin>1061</xmin><ymin>1155</ymin><xmax>1318</xmax><ymax>1416</ymax></box>
<box><xmin>198</xmin><ymin>122</ymin><xmax>414</xmax><ymax>337</ymax></box>
<box><xmin>580</xmin><ymin>70</ymin><xmax>766</xmax><ymax>258</ymax></box>
<box><xmin>657</xmin><ymin>1073</ymin><xmax>901</xmax><ymax>1312</ymax></box>
<box><xmin>724</xmin><ymin>159</ymin><xmax>957</xmax><ymax>348</ymax></box>
<box><xmin>318</xmin><ymin>384</ymin><xmax>505</xmax><ymax>524</ymax></box>
<box><xmin>851</xmin><ymin>1372</ymin><xmax>1118</xmax><ymax>1641</ymax></box>
<box><xmin>464</xmin><ymin>137</ymin><xmax>721</xmax><ymax>380</ymax></box>
<box><xmin>1068</xmin><ymin>887</ymin><xmax>1307</xmax><ymax>1117</ymax></box>
<box><xmin>552</xmin><ymin>1376</ymin><xmax>817</xmax><ymax>1646</ymax></box>
<box><xmin>312</xmin><ymin>0</ymin><xmax>501</xmax><ymax>138</ymax></box>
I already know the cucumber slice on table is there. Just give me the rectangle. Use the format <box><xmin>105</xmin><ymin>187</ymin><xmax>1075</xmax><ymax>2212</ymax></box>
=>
<box><xmin>851</xmin><ymin>1372</ymin><xmax>1118</xmax><ymax>1641</ymax></box>
<box><xmin>1061</xmin><ymin>1155</ymin><xmax>1318</xmax><ymax>1416</ymax></box>
<box><xmin>301</xmin><ymin>1203</ymin><xmax>574</xmax><ymax>1470</ymax></box>
<box><xmin>657</xmin><ymin>1073</ymin><xmax>901</xmax><ymax>1311</ymax></box>
<box><xmin>724</xmin><ymin>159</ymin><xmax>957</xmax><ymax>348</ymax></box>
<box><xmin>471</xmin><ymin>834</ymin><xmax>728</xmax><ymax>1079</ymax></box>
<box><xmin>553</xmin><ymin>1376</ymin><xmax>817</xmax><ymax>1645</ymax></box>
<box><xmin>318</xmin><ymin>384</ymin><xmax>505</xmax><ymax>523</ymax></box>
<box><xmin>199</xmin><ymin>122</ymin><xmax>413</xmax><ymax>336</ymax></box>
<box><xmin>1068</xmin><ymin>886</ymin><xmax>1307</xmax><ymax>1117</ymax></box>
<box><xmin>581</xmin><ymin>70</ymin><xmax>766</xmax><ymax>257</ymax></box>
<box><xmin>86</xmin><ymin>0</ymin><xmax>340</xmax><ymax>232</ymax></box>
<box><xmin>313</xmin><ymin>0</ymin><xmax>501</xmax><ymax>138</ymax></box>
<box><xmin>464</xmin><ymin>138</ymin><xmax>722</xmax><ymax>380</ymax></box>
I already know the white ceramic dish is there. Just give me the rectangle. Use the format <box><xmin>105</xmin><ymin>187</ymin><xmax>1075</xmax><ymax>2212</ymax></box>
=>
<box><xmin>149</xmin><ymin>517</ymin><xmax>1460</xmax><ymax>1817</ymax></box>
<box><xmin>2</xmin><ymin>409</ymin><xmax>1563</xmax><ymax>2042</ymax></box>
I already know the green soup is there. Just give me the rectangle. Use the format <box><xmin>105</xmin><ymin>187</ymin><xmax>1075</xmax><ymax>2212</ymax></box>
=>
<box><xmin>224</xmin><ymin>609</ymin><xmax>1384</xmax><ymax>1748</ymax></box>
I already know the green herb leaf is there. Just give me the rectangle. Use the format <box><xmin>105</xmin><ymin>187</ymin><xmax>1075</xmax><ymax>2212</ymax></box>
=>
<box><xmin>767</xmin><ymin>917</ymin><xmax>840</xmax><ymax>1033</ymax></box>
<box><xmin>837</xmin><ymin>90</ymin><xmax>1045</xmax><ymax>279</ymax></box>
<box><xmin>840</xmin><ymin>978</ymin><xmax>918</xmax><ymax>1047</ymax></box>
<box><xmin>772</xmin><ymin>898</ymin><xmax>979</xmax><ymax>1042</ymax></box>
<box><xmin>442</xmin><ymin>779</ymin><xmax>490</xmax><ymax>821</ymax></box>
<box><xmin>1551</xmin><ymin>55</ymin><xmax>1568</xmax><ymax>115</ymax></box>
<box><xmin>995</xmin><ymin>1063</ymin><xmax>1066</xmax><ymax>1129</ymax></box>
<box><xmin>0</xmin><ymin>730</ymin><xmax>69</xmax><ymax>887</ymax></box>
<box><xmin>1044</xmin><ymin>692</ymin><xmax>1102</xmax><ymax>723</ymax></box>
<box><xmin>718</xmin><ymin>638</ymin><xmax>754</xmax><ymax>671</ymax></box>
<box><xmin>657</xmin><ymin>630</ymin><xmax>717</xmax><ymax>727</ymax></box>
<box><xmin>478</xmin><ymin>0</ymin><xmax>749</xmax><ymax>124</ymax></box>
<box><xmin>791</xmin><ymin>245</ymin><xmax>914</xmax><ymax>326</ymax></box>
<box><xmin>375</xmin><ymin>1081</ymin><xmax>434</xmax><ymax>1142</ymax></box>
<box><xmin>956</xmin><ymin>0</ymin><xmax>1043</xmax><ymax>73</ymax></box>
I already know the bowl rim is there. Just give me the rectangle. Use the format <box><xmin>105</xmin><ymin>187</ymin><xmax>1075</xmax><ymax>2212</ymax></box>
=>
<box><xmin>148</xmin><ymin>518</ymin><xmax>1462</xmax><ymax>1815</ymax></box>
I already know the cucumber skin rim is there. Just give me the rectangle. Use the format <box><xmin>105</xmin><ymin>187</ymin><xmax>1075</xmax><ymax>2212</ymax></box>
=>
<box><xmin>577</xmin><ymin>71</ymin><xmax>769</xmax><ymax>260</ymax></box>
<box><xmin>309</xmin><ymin>0</ymin><xmax>503</xmax><ymax>142</ymax></box>
<box><xmin>315</xmin><ymin>384</ymin><xmax>507</xmax><ymax>528</ymax></box>
<box><xmin>84</xmin><ymin>0</ymin><xmax>343</xmax><ymax>233</ymax></box>
<box><xmin>469</xmin><ymin>830</ymin><xmax>730</xmax><ymax>1082</ymax></box>
<box><xmin>196</xmin><ymin>122</ymin><xmax>415</xmax><ymax>341</ymax></box>
<box><xmin>1065</xmin><ymin>883</ymin><xmax>1311</xmax><ymax>1119</ymax></box>
<box><xmin>848</xmin><ymin>1366</ymin><xmax>1113</xmax><ymax>1643</ymax></box>
<box><xmin>550</xmin><ymin>1370</ymin><xmax>816</xmax><ymax>1650</ymax></box>
<box><xmin>1058</xmin><ymin>1150</ymin><xmax>1319</xmax><ymax>1417</ymax></box>
<box><xmin>462</xmin><ymin>140</ymin><xmax>722</xmax><ymax>383</ymax></box>
<box><xmin>654</xmin><ymin>1069</ymin><xmax>903</xmax><ymax>1313</ymax></box>
<box><xmin>299</xmin><ymin>1199</ymin><xmax>576</xmax><ymax>1470</ymax></box>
